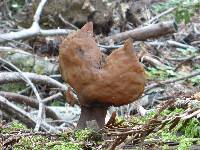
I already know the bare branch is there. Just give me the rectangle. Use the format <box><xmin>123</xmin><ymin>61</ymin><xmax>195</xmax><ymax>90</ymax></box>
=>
<box><xmin>0</xmin><ymin>25</ymin><xmax>70</xmax><ymax>43</ymax></box>
<box><xmin>42</xmin><ymin>92</ymin><xmax>63</xmax><ymax>104</ymax></box>
<box><xmin>0</xmin><ymin>58</ymin><xmax>44</xmax><ymax>131</ymax></box>
<box><xmin>100</xmin><ymin>21</ymin><xmax>177</xmax><ymax>44</ymax></box>
<box><xmin>147</xmin><ymin>7</ymin><xmax>175</xmax><ymax>24</ymax></box>
<box><xmin>0</xmin><ymin>91</ymin><xmax>61</xmax><ymax>121</ymax></box>
<box><xmin>0</xmin><ymin>0</ymin><xmax>72</xmax><ymax>43</ymax></box>
<box><xmin>0</xmin><ymin>46</ymin><xmax>33</xmax><ymax>55</ymax></box>
<box><xmin>33</xmin><ymin>0</ymin><xmax>47</xmax><ymax>23</ymax></box>
<box><xmin>0</xmin><ymin>95</ymin><xmax>60</xmax><ymax>133</ymax></box>
<box><xmin>0</xmin><ymin>72</ymin><xmax>68</xmax><ymax>91</ymax></box>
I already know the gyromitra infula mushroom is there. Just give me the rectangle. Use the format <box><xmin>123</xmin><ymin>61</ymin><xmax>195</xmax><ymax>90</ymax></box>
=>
<box><xmin>59</xmin><ymin>22</ymin><xmax>146</xmax><ymax>129</ymax></box>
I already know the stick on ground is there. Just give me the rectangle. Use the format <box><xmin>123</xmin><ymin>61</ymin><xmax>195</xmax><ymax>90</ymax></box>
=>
<box><xmin>100</xmin><ymin>21</ymin><xmax>177</xmax><ymax>44</ymax></box>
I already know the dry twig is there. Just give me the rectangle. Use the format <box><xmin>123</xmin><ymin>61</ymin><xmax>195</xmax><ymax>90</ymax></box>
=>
<box><xmin>0</xmin><ymin>58</ymin><xmax>44</xmax><ymax>131</ymax></box>
<box><xmin>0</xmin><ymin>91</ymin><xmax>61</xmax><ymax>120</ymax></box>
<box><xmin>0</xmin><ymin>96</ymin><xmax>60</xmax><ymax>133</ymax></box>
<box><xmin>0</xmin><ymin>72</ymin><xmax>68</xmax><ymax>91</ymax></box>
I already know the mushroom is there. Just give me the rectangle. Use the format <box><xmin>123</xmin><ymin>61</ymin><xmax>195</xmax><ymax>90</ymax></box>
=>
<box><xmin>59</xmin><ymin>22</ymin><xmax>146</xmax><ymax>129</ymax></box>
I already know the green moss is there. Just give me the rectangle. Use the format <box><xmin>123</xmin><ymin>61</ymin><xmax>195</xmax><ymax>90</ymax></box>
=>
<box><xmin>182</xmin><ymin>118</ymin><xmax>200</xmax><ymax>138</ymax></box>
<box><xmin>131</xmin><ymin>110</ymin><xmax>156</xmax><ymax>125</ymax></box>
<box><xmin>161</xmin><ymin>132</ymin><xmax>193</xmax><ymax>149</ymax></box>
<box><xmin>2</xmin><ymin>107</ymin><xmax>200</xmax><ymax>149</ymax></box>
<box><xmin>2</xmin><ymin>125</ymin><xmax>83</xmax><ymax>150</ymax></box>
<box><xmin>162</xmin><ymin>144</ymin><xmax>171</xmax><ymax>150</ymax></box>
<box><xmin>59</xmin><ymin>131</ymin><xmax>72</xmax><ymax>142</ymax></box>
<box><xmin>34</xmin><ymin>63</ymin><xmax>46</xmax><ymax>74</ymax></box>
<box><xmin>14</xmin><ymin>135</ymin><xmax>50</xmax><ymax>150</ymax></box>
<box><xmin>178</xmin><ymin>138</ymin><xmax>193</xmax><ymax>150</ymax></box>
<box><xmin>161</xmin><ymin>131</ymin><xmax>178</xmax><ymax>142</ymax></box>
<box><xmin>2</xmin><ymin>121</ymin><xmax>28</xmax><ymax>133</ymax></box>
<box><xmin>75</xmin><ymin>129</ymin><xmax>92</xmax><ymax>141</ymax></box>
<box><xmin>51</xmin><ymin>142</ymin><xmax>82</xmax><ymax>150</ymax></box>
<box><xmin>149</xmin><ymin>108</ymin><xmax>199</xmax><ymax>149</ymax></box>
<box><xmin>160</xmin><ymin>108</ymin><xmax>184</xmax><ymax>117</ymax></box>
<box><xmin>51</xmin><ymin>100</ymin><xmax>65</xmax><ymax>106</ymax></box>
<box><xmin>146</xmin><ymin>67</ymin><xmax>177</xmax><ymax>80</ymax></box>
<box><xmin>0</xmin><ymin>83</ymin><xmax>26</xmax><ymax>92</ymax></box>
<box><xmin>190</xmin><ymin>76</ymin><xmax>200</xmax><ymax>85</ymax></box>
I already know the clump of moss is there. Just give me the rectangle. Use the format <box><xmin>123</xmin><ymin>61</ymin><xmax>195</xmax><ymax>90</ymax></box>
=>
<box><xmin>129</xmin><ymin>107</ymin><xmax>200</xmax><ymax>149</ymax></box>
<box><xmin>160</xmin><ymin>108</ymin><xmax>185</xmax><ymax>117</ymax></box>
<box><xmin>146</xmin><ymin>67</ymin><xmax>177</xmax><ymax>80</ymax></box>
<box><xmin>14</xmin><ymin>135</ymin><xmax>50</xmax><ymax>150</ymax></box>
<box><xmin>1</xmin><ymin>121</ymin><xmax>28</xmax><ymax>134</ymax></box>
<box><xmin>131</xmin><ymin>110</ymin><xmax>156</xmax><ymax>125</ymax></box>
<box><xmin>146</xmin><ymin>108</ymin><xmax>199</xmax><ymax>149</ymax></box>
<box><xmin>0</xmin><ymin>83</ymin><xmax>26</xmax><ymax>92</ymax></box>
<box><xmin>14</xmin><ymin>135</ymin><xmax>83</xmax><ymax>150</ymax></box>
<box><xmin>75</xmin><ymin>129</ymin><xmax>93</xmax><ymax>141</ymax></box>
<box><xmin>51</xmin><ymin>142</ymin><xmax>82</xmax><ymax>150</ymax></box>
<box><xmin>1</xmin><ymin>122</ymin><xmax>97</xmax><ymax>150</ymax></box>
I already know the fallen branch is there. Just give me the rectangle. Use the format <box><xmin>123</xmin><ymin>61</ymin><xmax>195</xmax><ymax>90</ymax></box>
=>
<box><xmin>0</xmin><ymin>46</ymin><xmax>33</xmax><ymax>55</ymax></box>
<box><xmin>166</xmin><ymin>55</ymin><xmax>199</xmax><ymax>62</ymax></box>
<box><xmin>0</xmin><ymin>0</ymin><xmax>72</xmax><ymax>43</ymax></box>
<box><xmin>58</xmin><ymin>14</ymin><xmax>78</xmax><ymax>30</ymax></box>
<box><xmin>42</xmin><ymin>92</ymin><xmax>63</xmax><ymax>104</ymax></box>
<box><xmin>0</xmin><ymin>57</ymin><xmax>44</xmax><ymax>131</ymax></box>
<box><xmin>147</xmin><ymin>7</ymin><xmax>175</xmax><ymax>24</ymax></box>
<box><xmin>0</xmin><ymin>71</ymin><xmax>78</xmax><ymax>102</ymax></box>
<box><xmin>167</xmin><ymin>40</ymin><xmax>196</xmax><ymax>50</ymax></box>
<box><xmin>142</xmin><ymin>55</ymin><xmax>169</xmax><ymax>69</ymax></box>
<box><xmin>100</xmin><ymin>21</ymin><xmax>177</xmax><ymax>44</ymax></box>
<box><xmin>0</xmin><ymin>72</ymin><xmax>68</xmax><ymax>91</ymax></box>
<box><xmin>0</xmin><ymin>96</ymin><xmax>60</xmax><ymax>133</ymax></box>
<box><xmin>0</xmin><ymin>91</ymin><xmax>61</xmax><ymax>121</ymax></box>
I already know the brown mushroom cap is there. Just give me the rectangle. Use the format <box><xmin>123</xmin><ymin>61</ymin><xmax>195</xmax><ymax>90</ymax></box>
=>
<box><xmin>59</xmin><ymin>22</ymin><xmax>146</xmax><ymax>107</ymax></box>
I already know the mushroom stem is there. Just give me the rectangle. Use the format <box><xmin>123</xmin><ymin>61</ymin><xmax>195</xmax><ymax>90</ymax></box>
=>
<box><xmin>77</xmin><ymin>105</ymin><xmax>108</xmax><ymax>129</ymax></box>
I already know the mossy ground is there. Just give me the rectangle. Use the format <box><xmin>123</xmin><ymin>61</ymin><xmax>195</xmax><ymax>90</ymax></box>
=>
<box><xmin>1</xmin><ymin>107</ymin><xmax>200</xmax><ymax>150</ymax></box>
<box><xmin>1</xmin><ymin>122</ymin><xmax>95</xmax><ymax>150</ymax></box>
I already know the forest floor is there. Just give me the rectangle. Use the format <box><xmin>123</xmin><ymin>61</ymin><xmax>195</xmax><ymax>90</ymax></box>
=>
<box><xmin>0</xmin><ymin>0</ymin><xmax>200</xmax><ymax>149</ymax></box>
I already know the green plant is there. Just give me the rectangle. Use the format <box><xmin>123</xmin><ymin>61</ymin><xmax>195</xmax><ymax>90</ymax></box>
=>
<box><xmin>145</xmin><ymin>107</ymin><xmax>200</xmax><ymax>149</ymax></box>
<box><xmin>0</xmin><ymin>83</ymin><xmax>26</xmax><ymax>92</ymax></box>
<box><xmin>175</xmin><ymin>1</ymin><xmax>200</xmax><ymax>24</ymax></box>
<box><xmin>178</xmin><ymin>137</ymin><xmax>193</xmax><ymax>150</ymax></box>
<box><xmin>51</xmin><ymin>142</ymin><xmax>82</xmax><ymax>150</ymax></box>
<box><xmin>15</xmin><ymin>136</ymin><xmax>51</xmax><ymax>150</ymax></box>
<box><xmin>152</xmin><ymin>0</ymin><xmax>200</xmax><ymax>24</ymax></box>
<box><xmin>2</xmin><ymin>121</ymin><xmax>28</xmax><ymax>133</ymax></box>
<box><xmin>146</xmin><ymin>67</ymin><xmax>177</xmax><ymax>80</ymax></box>
<box><xmin>75</xmin><ymin>129</ymin><xmax>92</xmax><ymax>141</ymax></box>
<box><xmin>183</xmin><ymin>118</ymin><xmax>200</xmax><ymax>138</ymax></box>
<box><xmin>190</xmin><ymin>76</ymin><xmax>200</xmax><ymax>85</ymax></box>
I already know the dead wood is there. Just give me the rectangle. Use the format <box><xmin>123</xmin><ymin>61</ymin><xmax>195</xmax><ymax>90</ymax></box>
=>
<box><xmin>0</xmin><ymin>91</ymin><xmax>61</xmax><ymax>121</ymax></box>
<box><xmin>0</xmin><ymin>95</ymin><xmax>60</xmax><ymax>133</ymax></box>
<box><xmin>100</xmin><ymin>21</ymin><xmax>177</xmax><ymax>44</ymax></box>
<box><xmin>0</xmin><ymin>72</ymin><xmax>68</xmax><ymax>91</ymax></box>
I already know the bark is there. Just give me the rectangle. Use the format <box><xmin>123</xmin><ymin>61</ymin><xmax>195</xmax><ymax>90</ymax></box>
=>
<box><xmin>100</xmin><ymin>21</ymin><xmax>177</xmax><ymax>44</ymax></box>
